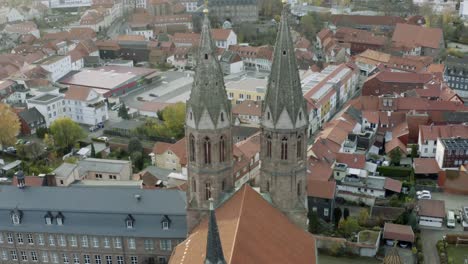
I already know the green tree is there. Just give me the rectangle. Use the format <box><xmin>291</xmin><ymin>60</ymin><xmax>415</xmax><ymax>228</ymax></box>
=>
<box><xmin>410</xmin><ymin>145</ymin><xmax>418</xmax><ymax>160</ymax></box>
<box><xmin>90</xmin><ymin>143</ymin><xmax>96</xmax><ymax>158</ymax></box>
<box><xmin>333</xmin><ymin>207</ymin><xmax>342</xmax><ymax>228</ymax></box>
<box><xmin>343</xmin><ymin>208</ymin><xmax>350</xmax><ymax>220</ymax></box>
<box><xmin>128</xmin><ymin>137</ymin><xmax>143</xmax><ymax>154</ymax></box>
<box><xmin>358</xmin><ymin>208</ymin><xmax>369</xmax><ymax>226</ymax></box>
<box><xmin>118</xmin><ymin>103</ymin><xmax>129</xmax><ymax>119</ymax></box>
<box><xmin>338</xmin><ymin>217</ymin><xmax>360</xmax><ymax>238</ymax></box>
<box><xmin>43</xmin><ymin>133</ymin><xmax>55</xmax><ymax>149</ymax></box>
<box><xmin>408</xmin><ymin>186</ymin><xmax>416</xmax><ymax>199</ymax></box>
<box><xmin>300</xmin><ymin>14</ymin><xmax>318</xmax><ymax>42</ymax></box>
<box><xmin>0</xmin><ymin>103</ymin><xmax>20</xmax><ymax>148</ymax></box>
<box><xmin>130</xmin><ymin>151</ymin><xmax>144</xmax><ymax>171</ymax></box>
<box><xmin>308</xmin><ymin>211</ymin><xmax>321</xmax><ymax>234</ymax></box>
<box><xmin>408</xmin><ymin>211</ymin><xmax>418</xmax><ymax>231</ymax></box>
<box><xmin>389</xmin><ymin>148</ymin><xmax>402</xmax><ymax>166</ymax></box>
<box><xmin>49</xmin><ymin>117</ymin><xmax>85</xmax><ymax>151</ymax></box>
<box><xmin>155</xmin><ymin>102</ymin><xmax>186</xmax><ymax>139</ymax></box>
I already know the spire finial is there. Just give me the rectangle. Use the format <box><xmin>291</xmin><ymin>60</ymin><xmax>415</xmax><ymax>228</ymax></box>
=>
<box><xmin>203</xmin><ymin>0</ymin><xmax>209</xmax><ymax>14</ymax></box>
<box><xmin>209</xmin><ymin>197</ymin><xmax>214</xmax><ymax>210</ymax></box>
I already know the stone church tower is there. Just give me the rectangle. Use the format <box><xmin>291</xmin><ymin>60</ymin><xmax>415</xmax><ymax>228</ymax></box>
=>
<box><xmin>259</xmin><ymin>4</ymin><xmax>309</xmax><ymax>229</ymax></box>
<box><xmin>185</xmin><ymin>10</ymin><xmax>234</xmax><ymax>233</ymax></box>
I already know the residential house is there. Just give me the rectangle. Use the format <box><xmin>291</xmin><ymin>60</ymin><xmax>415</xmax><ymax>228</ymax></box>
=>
<box><xmin>413</xmin><ymin>158</ymin><xmax>441</xmax><ymax>179</ymax></box>
<box><xmin>26</xmin><ymin>93</ymin><xmax>65</xmax><ymax>127</ymax></box>
<box><xmin>211</xmin><ymin>29</ymin><xmax>237</xmax><ymax>49</ymax></box>
<box><xmin>435</xmin><ymin>138</ymin><xmax>468</xmax><ymax>169</ymax></box>
<box><xmin>444</xmin><ymin>56</ymin><xmax>468</xmax><ymax>98</ymax></box>
<box><xmin>219</xmin><ymin>50</ymin><xmax>243</xmax><ymax>75</ymax></box>
<box><xmin>64</xmin><ymin>86</ymin><xmax>109</xmax><ymax>126</ymax></box>
<box><xmin>382</xmin><ymin>223</ymin><xmax>415</xmax><ymax>247</ymax></box>
<box><xmin>418</xmin><ymin>124</ymin><xmax>468</xmax><ymax>158</ymax></box>
<box><xmin>0</xmin><ymin>186</ymin><xmax>186</xmax><ymax>264</ymax></box>
<box><xmin>79</xmin><ymin>9</ymin><xmax>106</xmax><ymax>32</ymax></box>
<box><xmin>307</xmin><ymin>180</ymin><xmax>336</xmax><ymax>222</ymax></box>
<box><xmin>35</xmin><ymin>55</ymin><xmax>72</xmax><ymax>82</ymax></box>
<box><xmin>333</xmin><ymin>27</ymin><xmax>387</xmax><ymax>55</ymax></box>
<box><xmin>315</xmin><ymin>28</ymin><xmax>350</xmax><ymax>64</ymax></box>
<box><xmin>232</xmin><ymin>132</ymin><xmax>260</xmax><ymax>189</ymax></box>
<box><xmin>461</xmin><ymin>0</ymin><xmax>468</xmax><ymax>19</ymax></box>
<box><xmin>49</xmin><ymin>0</ymin><xmax>92</xmax><ymax>8</ymax></box>
<box><xmin>204</xmin><ymin>0</ymin><xmax>259</xmax><ymax>24</ymax></box>
<box><xmin>232</xmin><ymin>100</ymin><xmax>261</xmax><ymax>125</ymax></box>
<box><xmin>228</xmin><ymin>44</ymin><xmax>273</xmax><ymax>72</ymax></box>
<box><xmin>3</xmin><ymin>21</ymin><xmax>40</xmax><ymax>39</ymax></box>
<box><xmin>336</xmin><ymin>175</ymin><xmax>401</xmax><ymax>205</ymax></box>
<box><xmin>330</xmin><ymin>15</ymin><xmax>406</xmax><ymax>34</ymax></box>
<box><xmin>6</xmin><ymin>7</ymin><xmax>25</xmax><ymax>22</ymax></box>
<box><xmin>17</xmin><ymin>107</ymin><xmax>46</xmax><ymax>135</ymax></box>
<box><xmin>169</xmin><ymin>185</ymin><xmax>317</xmax><ymax>264</ymax></box>
<box><xmin>391</xmin><ymin>23</ymin><xmax>444</xmax><ymax>58</ymax></box>
<box><xmin>80</xmin><ymin>158</ymin><xmax>132</xmax><ymax>181</ymax></box>
<box><xmin>225</xmin><ymin>78</ymin><xmax>267</xmax><ymax>104</ymax></box>
<box><xmin>362</xmin><ymin>71</ymin><xmax>433</xmax><ymax>96</ymax></box>
<box><xmin>417</xmin><ymin>199</ymin><xmax>445</xmax><ymax>227</ymax></box>
<box><xmin>151</xmin><ymin>138</ymin><xmax>187</xmax><ymax>173</ymax></box>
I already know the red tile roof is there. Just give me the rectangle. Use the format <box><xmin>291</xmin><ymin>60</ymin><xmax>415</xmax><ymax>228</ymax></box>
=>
<box><xmin>417</xmin><ymin>199</ymin><xmax>445</xmax><ymax>218</ymax></box>
<box><xmin>169</xmin><ymin>185</ymin><xmax>317</xmax><ymax>264</ymax></box>
<box><xmin>392</xmin><ymin>23</ymin><xmax>443</xmax><ymax>49</ymax></box>
<box><xmin>419</xmin><ymin>124</ymin><xmax>468</xmax><ymax>142</ymax></box>
<box><xmin>211</xmin><ymin>29</ymin><xmax>232</xmax><ymax>41</ymax></box>
<box><xmin>308</xmin><ymin>158</ymin><xmax>334</xmax><ymax>182</ymax></box>
<box><xmin>307</xmin><ymin>179</ymin><xmax>336</xmax><ymax>199</ymax></box>
<box><xmin>384</xmin><ymin>178</ymin><xmax>402</xmax><ymax>193</ymax></box>
<box><xmin>331</xmin><ymin>15</ymin><xmax>406</xmax><ymax>26</ymax></box>
<box><xmin>385</xmin><ymin>138</ymin><xmax>407</xmax><ymax>155</ymax></box>
<box><xmin>336</xmin><ymin>153</ymin><xmax>366</xmax><ymax>169</ymax></box>
<box><xmin>152</xmin><ymin>141</ymin><xmax>172</xmax><ymax>155</ymax></box>
<box><xmin>383</xmin><ymin>223</ymin><xmax>415</xmax><ymax>243</ymax></box>
<box><xmin>12</xmin><ymin>176</ymin><xmax>44</xmax><ymax>187</ymax></box>
<box><xmin>64</xmin><ymin>85</ymin><xmax>93</xmax><ymax>101</ymax></box>
<box><xmin>232</xmin><ymin>100</ymin><xmax>261</xmax><ymax>117</ymax></box>
<box><xmin>413</xmin><ymin>158</ymin><xmax>441</xmax><ymax>174</ymax></box>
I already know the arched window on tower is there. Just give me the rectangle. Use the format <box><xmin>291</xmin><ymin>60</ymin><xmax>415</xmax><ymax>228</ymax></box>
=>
<box><xmin>281</xmin><ymin>137</ymin><xmax>288</xmax><ymax>160</ymax></box>
<box><xmin>297</xmin><ymin>135</ymin><xmax>302</xmax><ymax>159</ymax></box>
<box><xmin>266</xmin><ymin>181</ymin><xmax>270</xmax><ymax>192</ymax></box>
<box><xmin>204</xmin><ymin>137</ymin><xmax>211</xmax><ymax>164</ymax></box>
<box><xmin>204</xmin><ymin>54</ymin><xmax>208</xmax><ymax>60</ymax></box>
<box><xmin>220</xmin><ymin>112</ymin><xmax>224</xmax><ymax>122</ymax></box>
<box><xmin>297</xmin><ymin>181</ymin><xmax>302</xmax><ymax>197</ymax></box>
<box><xmin>205</xmin><ymin>182</ymin><xmax>211</xmax><ymax>200</ymax></box>
<box><xmin>192</xmin><ymin>178</ymin><xmax>196</xmax><ymax>192</ymax></box>
<box><xmin>266</xmin><ymin>135</ymin><xmax>272</xmax><ymax>158</ymax></box>
<box><xmin>189</xmin><ymin>134</ymin><xmax>196</xmax><ymax>162</ymax></box>
<box><xmin>219</xmin><ymin>136</ymin><xmax>225</xmax><ymax>162</ymax></box>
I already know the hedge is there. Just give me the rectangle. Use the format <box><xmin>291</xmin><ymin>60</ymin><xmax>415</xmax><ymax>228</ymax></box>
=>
<box><xmin>377</xmin><ymin>166</ymin><xmax>412</xmax><ymax>178</ymax></box>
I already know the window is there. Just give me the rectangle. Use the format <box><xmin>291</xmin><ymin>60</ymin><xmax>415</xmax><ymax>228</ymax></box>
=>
<box><xmin>324</xmin><ymin>208</ymin><xmax>329</xmax><ymax>217</ymax></box>
<box><xmin>126</xmin><ymin>215</ymin><xmax>135</xmax><ymax>229</ymax></box>
<box><xmin>62</xmin><ymin>254</ymin><xmax>69</xmax><ymax>264</ymax></box>
<box><xmin>17</xmin><ymin>233</ymin><xmax>24</xmax><ymax>244</ymax></box>
<box><xmin>84</xmin><ymin>255</ymin><xmax>91</xmax><ymax>264</ymax></box>
<box><xmin>297</xmin><ymin>181</ymin><xmax>302</xmax><ymax>197</ymax></box>
<box><xmin>130</xmin><ymin>256</ymin><xmax>138</xmax><ymax>264</ymax></box>
<box><xmin>219</xmin><ymin>136</ymin><xmax>225</xmax><ymax>162</ymax></box>
<box><xmin>81</xmin><ymin>236</ymin><xmax>89</xmax><ymax>247</ymax></box>
<box><xmin>56</xmin><ymin>213</ymin><xmax>64</xmax><ymax>225</ymax></box>
<box><xmin>189</xmin><ymin>134</ymin><xmax>195</xmax><ymax>162</ymax></box>
<box><xmin>117</xmin><ymin>256</ymin><xmax>124</xmax><ymax>264</ymax></box>
<box><xmin>42</xmin><ymin>252</ymin><xmax>49</xmax><ymax>263</ymax></box>
<box><xmin>205</xmin><ymin>182</ymin><xmax>212</xmax><ymax>200</ymax></box>
<box><xmin>58</xmin><ymin>235</ymin><xmax>66</xmax><ymax>247</ymax></box>
<box><xmin>51</xmin><ymin>253</ymin><xmax>58</xmax><ymax>263</ymax></box>
<box><xmin>158</xmin><ymin>257</ymin><xmax>167</xmax><ymax>264</ymax></box>
<box><xmin>73</xmin><ymin>254</ymin><xmax>79</xmax><ymax>264</ymax></box>
<box><xmin>70</xmin><ymin>236</ymin><xmax>77</xmax><ymax>247</ymax></box>
<box><xmin>45</xmin><ymin>212</ymin><xmax>53</xmax><ymax>225</ymax></box>
<box><xmin>37</xmin><ymin>234</ymin><xmax>44</xmax><ymax>245</ymax></box>
<box><xmin>12</xmin><ymin>213</ymin><xmax>21</xmax><ymax>225</ymax></box>
<box><xmin>281</xmin><ymin>137</ymin><xmax>288</xmax><ymax>160</ymax></box>
<box><xmin>95</xmin><ymin>255</ymin><xmax>102</xmax><ymax>264</ymax></box>
<box><xmin>0</xmin><ymin>233</ymin><xmax>3</xmax><ymax>244</ymax></box>
<box><xmin>144</xmin><ymin>239</ymin><xmax>154</xmax><ymax>250</ymax></box>
<box><xmin>31</xmin><ymin>251</ymin><xmax>38</xmax><ymax>262</ymax></box>
<box><xmin>103</xmin><ymin>237</ymin><xmax>110</xmax><ymax>248</ymax></box>
<box><xmin>266</xmin><ymin>135</ymin><xmax>272</xmax><ymax>158</ymax></box>
<box><xmin>7</xmin><ymin>233</ymin><xmax>13</xmax><ymax>243</ymax></box>
<box><xmin>112</xmin><ymin>237</ymin><xmax>121</xmax><ymax>248</ymax></box>
<box><xmin>192</xmin><ymin>178</ymin><xmax>196</xmax><ymax>193</ymax></box>
<box><xmin>204</xmin><ymin>137</ymin><xmax>211</xmax><ymax>164</ymax></box>
<box><xmin>128</xmin><ymin>238</ymin><xmax>136</xmax><ymax>249</ymax></box>
<box><xmin>1</xmin><ymin>250</ymin><xmax>7</xmax><ymax>260</ymax></box>
<box><xmin>92</xmin><ymin>237</ymin><xmax>99</xmax><ymax>248</ymax></box>
<box><xmin>297</xmin><ymin>135</ymin><xmax>302</xmax><ymax>159</ymax></box>
<box><xmin>160</xmin><ymin>240</ymin><xmax>172</xmax><ymax>251</ymax></box>
<box><xmin>221</xmin><ymin>112</ymin><xmax>225</xmax><ymax>122</ymax></box>
<box><xmin>49</xmin><ymin>235</ymin><xmax>55</xmax><ymax>246</ymax></box>
<box><xmin>105</xmin><ymin>256</ymin><xmax>112</xmax><ymax>264</ymax></box>
<box><xmin>27</xmin><ymin>233</ymin><xmax>34</xmax><ymax>244</ymax></box>
<box><xmin>11</xmin><ymin>250</ymin><xmax>18</xmax><ymax>261</ymax></box>
<box><xmin>21</xmin><ymin>251</ymin><xmax>28</xmax><ymax>261</ymax></box>
<box><xmin>162</xmin><ymin>221</ymin><xmax>169</xmax><ymax>230</ymax></box>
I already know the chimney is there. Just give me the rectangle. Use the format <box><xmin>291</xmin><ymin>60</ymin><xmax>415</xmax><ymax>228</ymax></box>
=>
<box><xmin>16</xmin><ymin>170</ymin><xmax>25</xmax><ymax>189</ymax></box>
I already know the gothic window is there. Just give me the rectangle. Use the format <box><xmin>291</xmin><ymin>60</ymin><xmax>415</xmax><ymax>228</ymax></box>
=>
<box><xmin>266</xmin><ymin>181</ymin><xmax>270</xmax><ymax>192</ymax></box>
<box><xmin>297</xmin><ymin>135</ymin><xmax>303</xmax><ymax>159</ymax></box>
<box><xmin>219</xmin><ymin>136</ymin><xmax>225</xmax><ymax>162</ymax></box>
<box><xmin>220</xmin><ymin>112</ymin><xmax>224</xmax><ymax>122</ymax></box>
<box><xmin>281</xmin><ymin>137</ymin><xmax>288</xmax><ymax>160</ymax></box>
<box><xmin>205</xmin><ymin>182</ymin><xmax>211</xmax><ymax>201</ymax></box>
<box><xmin>297</xmin><ymin>181</ymin><xmax>302</xmax><ymax>196</ymax></box>
<box><xmin>267</xmin><ymin>112</ymin><xmax>271</xmax><ymax>120</ymax></box>
<box><xmin>204</xmin><ymin>137</ymin><xmax>211</xmax><ymax>164</ymax></box>
<box><xmin>282</xmin><ymin>50</ymin><xmax>286</xmax><ymax>55</ymax></box>
<box><xmin>192</xmin><ymin>178</ymin><xmax>196</xmax><ymax>192</ymax></box>
<box><xmin>189</xmin><ymin>134</ymin><xmax>195</xmax><ymax>162</ymax></box>
<box><xmin>204</xmin><ymin>54</ymin><xmax>208</xmax><ymax>60</ymax></box>
<box><xmin>222</xmin><ymin>180</ymin><xmax>225</xmax><ymax>191</ymax></box>
<box><xmin>299</xmin><ymin>111</ymin><xmax>302</xmax><ymax>120</ymax></box>
<box><xmin>266</xmin><ymin>135</ymin><xmax>272</xmax><ymax>158</ymax></box>
<box><xmin>189</xmin><ymin>112</ymin><xmax>193</xmax><ymax>120</ymax></box>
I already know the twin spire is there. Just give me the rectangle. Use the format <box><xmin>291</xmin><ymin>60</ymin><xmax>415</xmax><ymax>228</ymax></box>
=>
<box><xmin>204</xmin><ymin>199</ymin><xmax>226</xmax><ymax>264</ymax></box>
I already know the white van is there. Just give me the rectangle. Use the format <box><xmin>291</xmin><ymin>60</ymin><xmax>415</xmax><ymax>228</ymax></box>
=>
<box><xmin>447</xmin><ymin>210</ymin><xmax>456</xmax><ymax>228</ymax></box>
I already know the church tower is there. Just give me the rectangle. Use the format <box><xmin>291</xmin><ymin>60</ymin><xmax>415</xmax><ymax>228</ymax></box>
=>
<box><xmin>185</xmin><ymin>8</ymin><xmax>234</xmax><ymax>233</ymax></box>
<box><xmin>260</xmin><ymin>3</ymin><xmax>309</xmax><ymax>229</ymax></box>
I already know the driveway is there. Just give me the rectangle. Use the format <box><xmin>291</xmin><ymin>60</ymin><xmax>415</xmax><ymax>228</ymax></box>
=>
<box><xmin>431</xmin><ymin>192</ymin><xmax>467</xmax><ymax>212</ymax></box>
<box><xmin>420</xmin><ymin>227</ymin><xmax>463</xmax><ymax>264</ymax></box>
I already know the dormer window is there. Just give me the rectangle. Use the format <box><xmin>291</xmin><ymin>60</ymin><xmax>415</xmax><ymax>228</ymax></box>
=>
<box><xmin>126</xmin><ymin>214</ymin><xmax>135</xmax><ymax>229</ymax></box>
<box><xmin>56</xmin><ymin>212</ymin><xmax>64</xmax><ymax>226</ymax></box>
<box><xmin>44</xmin><ymin>211</ymin><xmax>53</xmax><ymax>225</ymax></box>
<box><xmin>11</xmin><ymin>209</ymin><xmax>22</xmax><ymax>225</ymax></box>
<box><xmin>161</xmin><ymin>215</ymin><xmax>171</xmax><ymax>230</ymax></box>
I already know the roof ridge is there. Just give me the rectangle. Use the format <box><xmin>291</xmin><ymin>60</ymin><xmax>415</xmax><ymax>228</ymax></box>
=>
<box><xmin>228</xmin><ymin>185</ymin><xmax>248</xmax><ymax>263</ymax></box>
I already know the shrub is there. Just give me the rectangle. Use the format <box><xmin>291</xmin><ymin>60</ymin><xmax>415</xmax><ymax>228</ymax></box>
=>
<box><xmin>377</xmin><ymin>166</ymin><xmax>412</xmax><ymax>178</ymax></box>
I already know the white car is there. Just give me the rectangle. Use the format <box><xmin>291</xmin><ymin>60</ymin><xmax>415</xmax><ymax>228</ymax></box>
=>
<box><xmin>418</xmin><ymin>193</ymin><xmax>432</xmax><ymax>200</ymax></box>
<box><xmin>416</xmin><ymin>190</ymin><xmax>431</xmax><ymax>196</ymax></box>
<box><xmin>97</xmin><ymin>136</ymin><xmax>109</xmax><ymax>143</ymax></box>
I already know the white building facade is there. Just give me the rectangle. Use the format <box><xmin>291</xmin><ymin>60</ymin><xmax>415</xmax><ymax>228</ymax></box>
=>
<box><xmin>38</xmin><ymin>55</ymin><xmax>72</xmax><ymax>82</ymax></box>
<box><xmin>27</xmin><ymin>93</ymin><xmax>66</xmax><ymax>127</ymax></box>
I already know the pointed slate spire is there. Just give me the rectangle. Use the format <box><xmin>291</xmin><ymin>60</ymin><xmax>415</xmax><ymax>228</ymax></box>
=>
<box><xmin>263</xmin><ymin>3</ymin><xmax>306</xmax><ymax>125</ymax></box>
<box><xmin>205</xmin><ymin>199</ymin><xmax>226</xmax><ymax>264</ymax></box>
<box><xmin>187</xmin><ymin>10</ymin><xmax>230</xmax><ymax>127</ymax></box>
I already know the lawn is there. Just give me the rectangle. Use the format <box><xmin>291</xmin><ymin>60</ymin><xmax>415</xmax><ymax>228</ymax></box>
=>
<box><xmin>358</xmin><ymin>230</ymin><xmax>380</xmax><ymax>245</ymax></box>
<box><xmin>447</xmin><ymin>245</ymin><xmax>468</xmax><ymax>263</ymax></box>
<box><xmin>318</xmin><ymin>254</ymin><xmax>380</xmax><ymax>264</ymax></box>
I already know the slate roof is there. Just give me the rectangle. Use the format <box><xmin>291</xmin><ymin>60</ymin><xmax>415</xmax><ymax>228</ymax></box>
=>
<box><xmin>18</xmin><ymin>107</ymin><xmax>44</xmax><ymax>124</ymax></box>
<box><xmin>78</xmin><ymin>158</ymin><xmax>131</xmax><ymax>174</ymax></box>
<box><xmin>53</xmin><ymin>162</ymin><xmax>78</xmax><ymax>179</ymax></box>
<box><xmin>263</xmin><ymin>5</ymin><xmax>307</xmax><ymax>125</ymax></box>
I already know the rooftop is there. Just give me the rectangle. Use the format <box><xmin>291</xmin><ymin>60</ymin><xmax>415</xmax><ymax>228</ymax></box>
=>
<box><xmin>28</xmin><ymin>93</ymin><xmax>63</xmax><ymax>104</ymax></box>
<box><xmin>413</xmin><ymin>158</ymin><xmax>441</xmax><ymax>174</ymax></box>
<box><xmin>383</xmin><ymin>223</ymin><xmax>414</xmax><ymax>243</ymax></box>
<box><xmin>440</xmin><ymin>138</ymin><xmax>468</xmax><ymax>150</ymax></box>
<box><xmin>307</xmin><ymin>180</ymin><xmax>336</xmax><ymax>199</ymax></box>
<box><xmin>35</xmin><ymin>55</ymin><xmax>67</xmax><ymax>66</ymax></box>
<box><xmin>417</xmin><ymin>199</ymin><xmax>445</xmax><ymax>218</ymax></box>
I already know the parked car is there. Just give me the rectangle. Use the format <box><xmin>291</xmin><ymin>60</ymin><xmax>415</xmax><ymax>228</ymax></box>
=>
<box><xmin>5</xmin><ymin>147</ymin><xmax>16</xmax><ymax>154</ymax></box>
<box><xmin>416</xmin><ymin>190</ymin><xmax>431</xmax><ymax>196</ymax></box>
<box><xmin>149</xmin><ymin>93</ymin><xmax>159</xmax><ymax>97</ymax></box>
<box><xmin>111</xmin><ymin>104</ymin><xmax>122</xmax><ymax>111</ymax></box>
<box><xmin>417</xmin><ymin>193</ymin><xmax>432</xmax><ymax>200</ymax></box>
<box><xmin>89</xmin><ymin>125</ymin><xmax>99</xmax><ymax>132</ymax></box>
<box><xmin>447</xmin><ymin>210</ymin><xmax>456</xmax><ymax>228</ymax></box>
<box><xmin>97</xmin><ymin>136</ymin><xmax>109</xmax><ymax>143</ymax></box>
